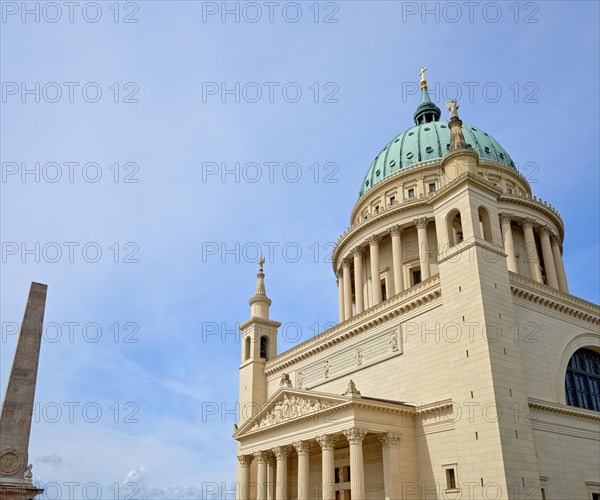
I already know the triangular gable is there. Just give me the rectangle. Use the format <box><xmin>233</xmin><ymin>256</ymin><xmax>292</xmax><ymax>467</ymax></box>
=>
<box><xmin>234</xmin><ymin>387</ymin><xmax>352</xmax><ymax>439</ymax></box>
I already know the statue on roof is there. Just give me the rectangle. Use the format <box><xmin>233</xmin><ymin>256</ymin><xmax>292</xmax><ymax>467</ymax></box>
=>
<box><xmin>446</xmin><ymin>99</ymin><xmax>460</xmax><ymax>120</ymax></box>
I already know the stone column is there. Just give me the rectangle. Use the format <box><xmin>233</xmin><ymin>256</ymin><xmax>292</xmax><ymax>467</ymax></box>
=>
<box><xmin>353</xmin><ymin>248</ymin><xmax>365</xmax><ymax>314</ymax></box>
<box><xmin>415</xmin><ymin>218</ymin><xmax>431</xmax><ymax>280</ymax></box>
<box><xmin>342</xmin><ymin>258</ymin><xmax>353</xmax><ymax>319</ymax></box>
<box><xmin>316</xmin><ymin>435</ymin><xmax>337</xmax><ymax>500</ymax></box>
<box><xmin>369</xmin><ymin>235</ymin><xmax>382</xmax><ymax>305</ymax></box>
<box><xmin>389</xmin><ymin>226</ymin><xmax>404</xmax><ymax>294</ymax></box>
<box><xmin>551</xmin><ymin>235</ymin><xmax>569</xmax><ymax>293</ymax></box>
<box><xmin>273</xmin><ymin>446</ymin><xmax>290</xmax><ymax>500</ymax></box>
<box><xmin>255</xmin><ymin>451</ymin><xmax>269</xmax><ymax>500</ymax></box>
<box><xmin>499</xmin><ymin>213</ymin><xmax>518</xmax><ymax>273</ymax></box>
<box><xmin>521</xmin><ymin>218</ymin><xmax>543</xmax><ymax>283</ymax></box>
<box><xmin>267</xmin><ymin>456</ymin><xmax>277</xmax><ymax>500</ymax></box>
<box><xmin>538</xmin><ymin>226</ymin><xmax>559</xmax><ymax>289</ymax></box>
<box><xmin>237</xmin><ymin>455</ymin><xmax>253</xmax><ymax>500</ymax></box>
<box><xmin>343</xmin><ymin>428</ymin><xmax>367</xmax><ymax>500</ymax></box>
<box><xmin>379</xmin><ymin>433</ymin><xmax>402</xmax><ymax>500</ymax></box>
<box><xmin>293</xmin><ymin>441</ymin><xmax>310</xmax><ymax>500</ymax></box>
<box><xmin>337</xmin><ymin>270</ymin><xmax>345</xmax><ymax>323</ymax></box>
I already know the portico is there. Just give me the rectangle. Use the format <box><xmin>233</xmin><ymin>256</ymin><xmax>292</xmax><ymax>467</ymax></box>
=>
<box><xmin>234</xmin><ymin>386</ymin><xmax>415</xmax><ymax>500</ymax></box>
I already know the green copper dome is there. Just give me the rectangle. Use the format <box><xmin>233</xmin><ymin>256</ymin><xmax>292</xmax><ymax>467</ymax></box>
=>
<box><xmin>358</xmin><ymin>77</ymin><xmax>516</xmax><ymax>198</ymax></box>
<box><xmin>358</xmin><ymin>121</ymin><xmax>515</xmax><ymax>197</ymax></box>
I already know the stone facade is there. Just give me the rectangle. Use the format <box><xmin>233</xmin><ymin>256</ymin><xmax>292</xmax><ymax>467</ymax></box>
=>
<box><xmin>233</xmin><ymin>85</ymin><xmax>600</xmax><ymax>500</ymax></box>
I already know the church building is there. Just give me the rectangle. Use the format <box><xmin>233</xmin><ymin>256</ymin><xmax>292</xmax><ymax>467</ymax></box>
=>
<box><xmin>233</xmin><ymin>70</ymin><xmax>600</xmax><ymax>500</ymax></box>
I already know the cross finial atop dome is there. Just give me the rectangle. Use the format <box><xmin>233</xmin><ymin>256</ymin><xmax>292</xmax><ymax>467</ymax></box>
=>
<box><xmin>419</xmin><ymin>67</ymin><xmax>428</xmax><ymax>91</ymax></box>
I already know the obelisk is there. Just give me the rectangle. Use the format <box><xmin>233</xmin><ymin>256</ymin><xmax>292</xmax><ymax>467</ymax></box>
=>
<box><xmin>0</xmin><ymin>282</ymin><xmax>47</xmax><ymax>499</ymax></box>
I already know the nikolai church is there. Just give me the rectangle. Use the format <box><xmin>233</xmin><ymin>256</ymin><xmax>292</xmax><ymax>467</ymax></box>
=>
<box><xmin>232</xmin><ymin>70</ymin><xmax>600</xmax><ymax>500</ymax></box>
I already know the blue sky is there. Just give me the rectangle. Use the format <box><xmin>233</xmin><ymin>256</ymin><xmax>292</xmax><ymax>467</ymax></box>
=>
<box><xmin>1</xmin><ymin>1</ymin><xmax>599</xmax><ymax>498</ymax></box>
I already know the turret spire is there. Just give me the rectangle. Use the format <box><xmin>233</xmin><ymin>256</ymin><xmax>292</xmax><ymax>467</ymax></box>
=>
<box><xmin>249</xmin><ymin>258</ymin><xmax>271</xmax><ymax>319</ymax></box>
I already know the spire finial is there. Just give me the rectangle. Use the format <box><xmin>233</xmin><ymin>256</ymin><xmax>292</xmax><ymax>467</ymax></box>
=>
<box><xmin>419</xmin><ymin>66</ymin><xmax>428</xmax><ymax>91</ymax></box>
<box><xmin>259</xmin><ymin>256</ymin><xmax>265</xmax><ymax>273</ymax></box>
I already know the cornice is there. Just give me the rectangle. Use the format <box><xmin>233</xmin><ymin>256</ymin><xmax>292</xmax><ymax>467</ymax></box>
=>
<box><xmin>509</xmin><ymin>272</ymin><xmax>600</xmax><ymax>325</ymax></box>
<box><xmin>499</xmin><ymin>193</ymin><xmax>564</xmax><ymax>240</ymax></box>
<box><xmin>265</xmin><ymin>275</ymin><xmax>442</xmax><ymax>375</ymax></box>
<box><xmin>528</xmin><ymin>397</ymin><xmax>600</xmax><ymax>421</ymax></box>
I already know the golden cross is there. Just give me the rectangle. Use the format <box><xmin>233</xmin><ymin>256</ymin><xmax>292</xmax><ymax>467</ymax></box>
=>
<box><xmin>419</xmin><ymin>67</ymin><xmax>427</xmax><ymax>82</ymax></box>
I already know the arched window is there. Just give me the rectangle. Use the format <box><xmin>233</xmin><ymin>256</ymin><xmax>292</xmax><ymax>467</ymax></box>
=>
<box><xmin>565</xmin><ymin>348</ymin><xmax>600</xmax><ymax>411</ymax></box>
<box><xmin>478</xmin><ymin>206</ymin><xmax>493</xmax><ymax>242</ymax></box>
<box><xmin>244</xmin><ymin>337</ymin><xmax>251</xmax><ymax>360</ymax></box>
<box><xmin>260</xmin><ymin>336</ymin><xmax>268</xmax><ymax>360</ymax></box>
<box><xmin>446</xmin><ymin>209</ymin><xmax>463</xmax><ymax>246</ymax></box>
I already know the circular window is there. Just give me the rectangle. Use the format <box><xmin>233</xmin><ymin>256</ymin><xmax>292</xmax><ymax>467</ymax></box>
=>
<box><xmin>389</xmin><ymin>160</ymin><xmax>396</xmax><ymax>168</ymax></box>
<box><xmin>375</xmin><ymin>170</ymin><xmax>381</xmax><ymax>177</ymax></box>
<box><xmin>408</xmin><ymin>132</ymin><xmax>414</xmax><ymax>136</ymax></box>
<box><xmin>471</xmin><ymin>127</ymin><xmax>477</xmax><ymax>131</ymax></box>
<box><xmin>446</xmin><ymin>144</ymin><xmax>450</xmax><ymax>150</ymax></box>
<box><xmin>425</xmin><ymin>146</ymin><xmax>433</xmax><ymax>153</ymax></box>
<box><xmin>440</xmin><ymin>124</ymin><xmax>447</xmax><ymax>128</ymax></box>
<box><xmin>499</xmin><ymin>153</ymin><xmax>505</xmax><ymax>159</ymax></box>
<box><xmin>484</xmin><ymin>147</ymin><xmax>491</xmax><ymax>153</ymax></box>
<box><xmin>394</xmin><ymin>138</ymin><xmax>400</xmax><ymax>143</ymax></box>
<box><xmin>424</xmin><ymin>127</ymin><xmax>430</xmax><ymax>131</ymax></box>
<box><xmin>406</xmin><ymin>152</ymin><xmax>414</xmax><ymax>159</ymax></box>
<box><xmin>365</xmin><ymin>180</ymin><xmax>369</xmax><ymax>186</ymax></box>
<box><xmin>466</xmin><ymin>144</ymin><xmax>473</xmax><ymax>149</ymax></box>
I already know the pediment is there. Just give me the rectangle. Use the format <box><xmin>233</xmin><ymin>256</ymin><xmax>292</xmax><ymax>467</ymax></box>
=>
<box><xmin>234</xmin><ymin>388</ymin><xmax>351</xmax><ymax>438</ymax></box>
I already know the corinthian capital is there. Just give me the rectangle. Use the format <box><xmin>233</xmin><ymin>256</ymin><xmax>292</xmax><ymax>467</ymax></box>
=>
<box><xmin>550</xmin><ymin>235</ymin><xmax>561</xmax><ymax>247</ymax></box>
<box><xmin>415</xmin><ymin>217</ymin><xmax>429</xmax><ymax>230</ymax></box>
<box><xmin>293</xmin><ymin>440</ymin><xmax>310</xmax><ymax>455</ymax></box>
<box><xmin>272</xmin><ymin>446</ymin><xmax>291</xmax><ymax>459</ymax></box>
<box><xmin>389</xmin><ymin>225</ymin><xmax>403</xmax><ymax>237</ymax></box>
<box><xmin>499</xmin><ymin>212</ymin><xmax>513</xmax><ymax>224</ymax></box>
<box><xmin>368</xmin><ymin>235</ymin><xmax>382</xmax><ymax>246</ymax></box>
<box><xmin>353</xmin><ymin>246</ymin><xmax>365</xmax><ymax>257</ymax></box>
<box><xmin>238</xmin><ymin>455</ymin><xmax>254</xmax><ymax>467</ymax></box>
<box><xmin>378</xmin><ymin>432</ymin><xmax>402</xmax><ymax>447</ymax></box>
<box><xmin>316</xmin><ymin>434</ymin><xmax>338</xmax><ymax>450</ymax></box>
<box><xmin>254</xmin><ymin>451</ymin><xmax>269</xmax><ymax>464</ymax></box>
<box><xmin>537</xmin><ymin>225</ymin><xmax>552</xmax><ymax>237</ymax></box>
<box><xmin>520</xmin><ymin>217</ymin><xmax>536</xmax><ymax>229</ymax></box>
<box><xmin>343</xmin><ymin>427</ymin><xmax>368</xmax><ymax>444</ymax></box>
<box><xmin>342</xmin><ymin>257</ymin><xmax>352</xmax><ymax>269</ymax></box>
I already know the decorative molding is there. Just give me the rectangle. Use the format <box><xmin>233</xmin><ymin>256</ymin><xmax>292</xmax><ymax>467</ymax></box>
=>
<box><xmin>549</xmin><ymin>235</ymin><xmax>561</xmax><ymax>247</ymax></box>
<box><xmin>250</xmin><ymin>395</ymin><xmax>333</xmax><ymax>431</ymax></box>
<box><xmin>537</xmin><ymin>225</ymin><xmax>552</xmax><ymax>237</ymax></box>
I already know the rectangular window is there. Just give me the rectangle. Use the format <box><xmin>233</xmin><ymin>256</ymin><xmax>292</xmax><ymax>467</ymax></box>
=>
<box><xmin>374</xmin><ymin>205</ymin><xmax>380</xmax><ymax>214</ymax></box>
<box><xmin>407</xmin><ymin>188</ymin><xmax>415</xmax><ymax>198</ymax></box>
<box><xmin>541</xmin><ymin>488</ymin><xmax>546</xmax><ymax>500</ymax></box>
<box><xmin>446</xmin><ymin>468</ymin><xmax>457</xmax><ymax>489</ymax></box>
<box><xmin>412</xmin><ymin>270</ymin><xmax>422</xmax><ymax>285</ymax></box>
<box><xmin>381</xmin><ymin>282</ymin><xmax>387</xmax><ymax>301</ymax></box>
<box><xmin>429</xmin><ymin>183</ymin><xmax>436</xmax><ymax>192</ymax></box>
<box><xmin>389</xmin><ymin>196</ymin><xmax>396</xmax><ymax>206</ymax></box>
